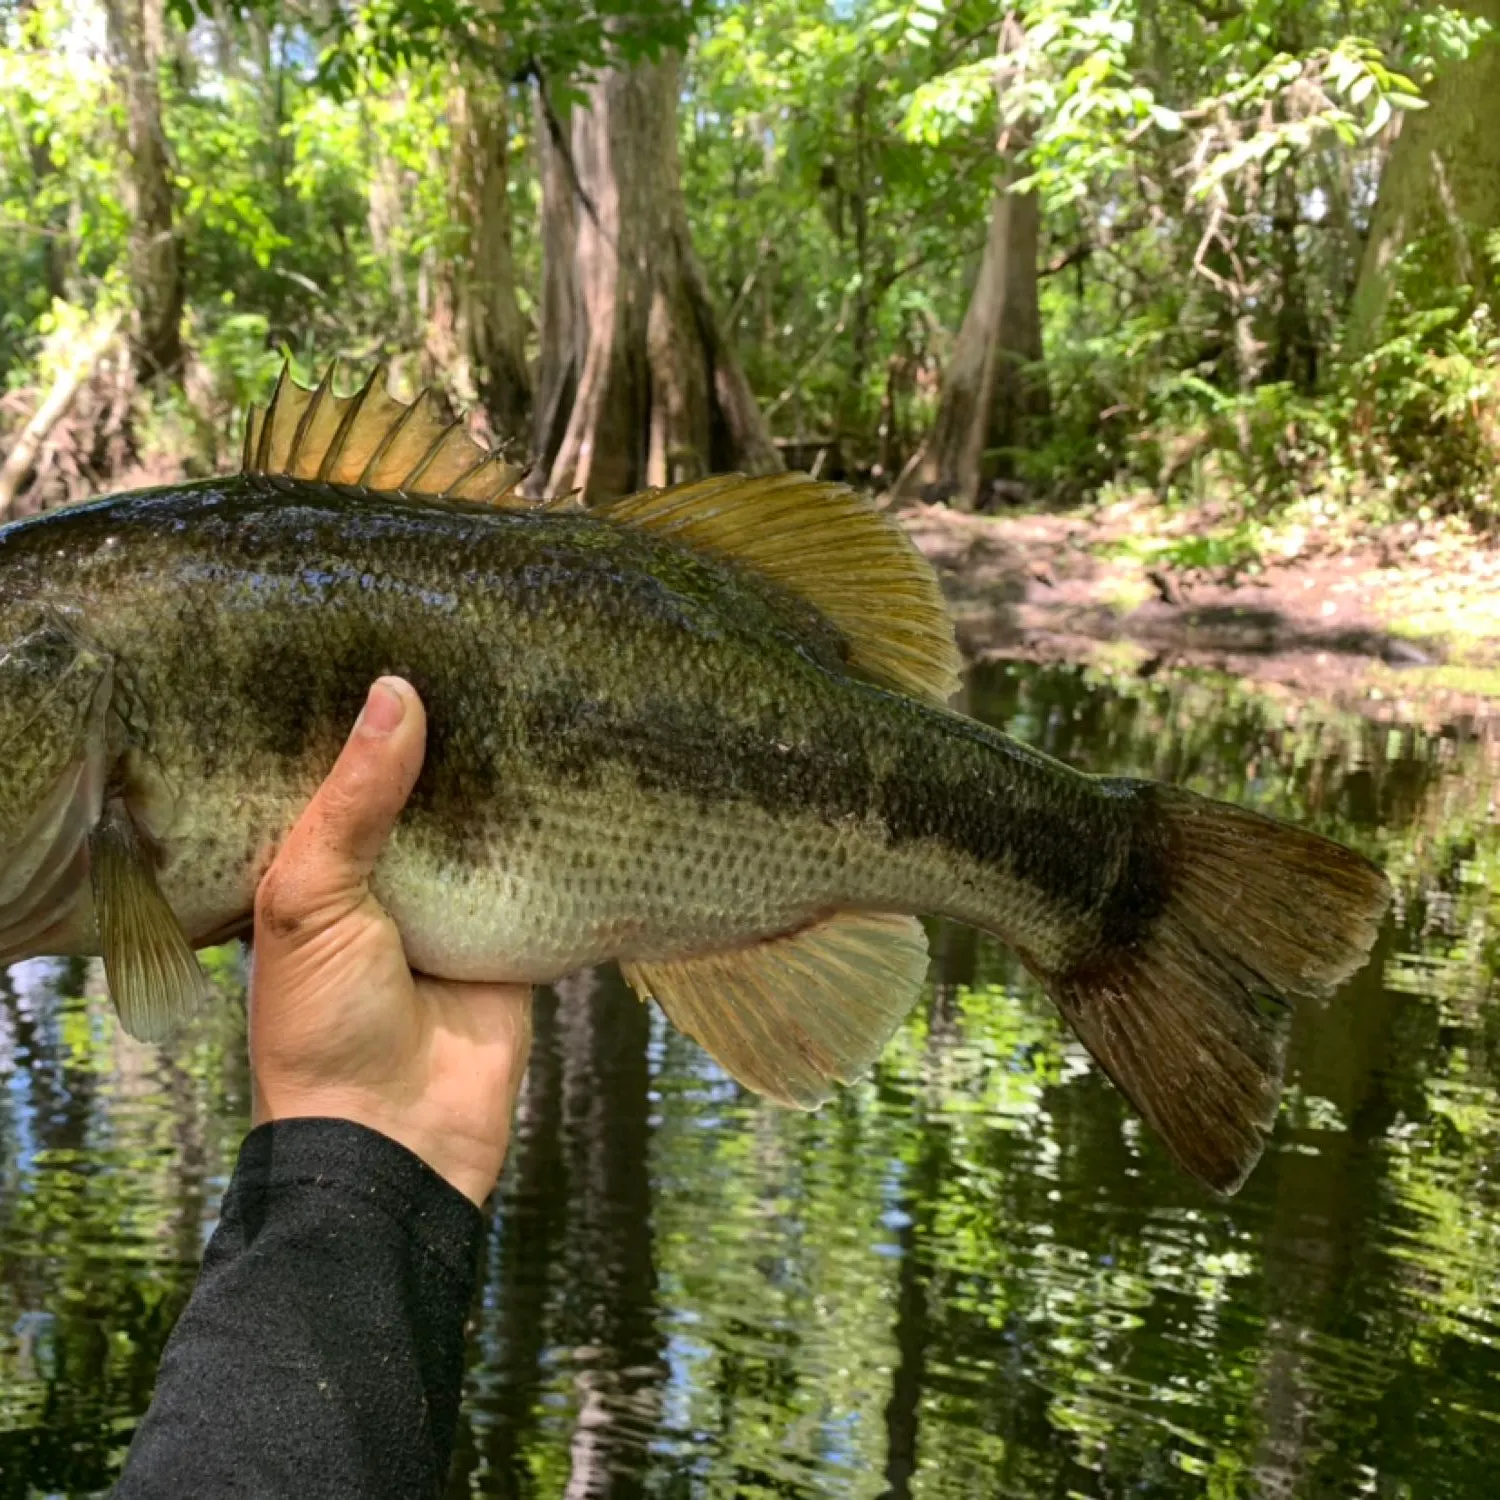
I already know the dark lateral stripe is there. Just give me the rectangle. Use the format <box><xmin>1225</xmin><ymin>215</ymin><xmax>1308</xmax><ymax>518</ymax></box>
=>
<box><xmin>517</xmin><ymin>686</ymin><xmax>1151</xmax><ymax>926</ymax></box>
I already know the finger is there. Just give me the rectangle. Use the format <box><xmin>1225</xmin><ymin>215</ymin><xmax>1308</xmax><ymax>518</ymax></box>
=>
<box><xmin>256</xmin><ymin>678</ymin><xmax>427</xmax><ymax>934</ymax></box>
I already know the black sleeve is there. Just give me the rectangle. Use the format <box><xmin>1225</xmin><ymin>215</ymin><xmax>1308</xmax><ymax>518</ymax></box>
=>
<box><xmin>114</xmin><ymin>1118</ymin><xmax>487</xmax><ymax>1499</ymax></box>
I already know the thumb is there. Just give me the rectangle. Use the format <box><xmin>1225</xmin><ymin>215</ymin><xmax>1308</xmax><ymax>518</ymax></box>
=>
<box><xmin>255</xmin><ymin>677</ymin><xmax>427</xmax><ymax>936</ymax></box>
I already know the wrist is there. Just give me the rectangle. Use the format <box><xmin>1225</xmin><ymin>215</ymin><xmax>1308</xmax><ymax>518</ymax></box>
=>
<box><xmin>252</xmin><ymin>1082</ymin><xmax>505</xmax><ymax>1206</ymax></box>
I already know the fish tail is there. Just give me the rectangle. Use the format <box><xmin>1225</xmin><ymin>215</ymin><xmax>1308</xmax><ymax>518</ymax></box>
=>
<box><xmin>1032</xmin><ymin>783</ymin><xmax>1390</xmax><ymax>1195</ymax></box>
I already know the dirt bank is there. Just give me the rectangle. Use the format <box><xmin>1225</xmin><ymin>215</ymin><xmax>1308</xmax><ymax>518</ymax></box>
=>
<box><xmin>899</xmin><ymin>497</ymin><xmax>1500</xmax><ymax>726</ymax></box>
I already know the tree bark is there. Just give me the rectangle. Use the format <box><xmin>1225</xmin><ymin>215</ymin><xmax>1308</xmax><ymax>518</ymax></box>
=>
<box><xmin>1346</xmin><ymin>4</ymin><xmax>1500</xmax><ymax>357</ymax></box>
<box><xmin>103</xmin><ymin>0</ymin><xmax>183</xmax><ymax>385</ymax></box>
<box><xmin>1269</xmin><ymin>166</ymin><xmax>1315</xmax><ymax>389</ymax></box>
<box><xmin>530</xmin><ymin>56</ymin><xmax>780</xmax><ymax>502</ymax></box>
<box><xmin>530</xmin><ymin>86</ymin><xmax>583</xmax><ymax>482</ymax></box>
<box><xmin>892</xmin><ymin>28</ymin><xmax>1047</xmax><ymax>511</ymax></box>
<box><xmin>427</xmin><ymin>78</ymin><xmax>531</xmax><ymax>443</ymax></box>
<box><xmin>892</xmin><ymin>162</ymin><xmax>1046</xmax><ymax>509</ymax></box>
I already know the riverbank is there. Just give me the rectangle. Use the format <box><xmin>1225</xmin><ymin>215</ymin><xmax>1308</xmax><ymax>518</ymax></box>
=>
<box><xmin>900</xmin><ymin>494</ymin><xmax>1500</xmax><ymax>729</ymax></box>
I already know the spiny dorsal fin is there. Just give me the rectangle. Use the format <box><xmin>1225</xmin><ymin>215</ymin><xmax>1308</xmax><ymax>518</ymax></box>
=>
<box><xmin>597</xmin><ymin>474</ymin><xmax>961</xmax><ymax>705</ymax></box>
<box><xmin>622</xmin><ymin>910</ymin><xmax>929</xmax><ymax>1108</ymax></box>
<box><xmin>242</xmin><ymin>362</ymin><xmax>527</xmax><ymax>507</ymax></box>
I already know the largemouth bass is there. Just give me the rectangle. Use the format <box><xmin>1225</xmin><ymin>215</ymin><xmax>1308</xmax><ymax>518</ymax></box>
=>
<box><xmin>0</xmin><ymin>367</ymin><xmax>1390</xmax><ymax>1192</ymax></box>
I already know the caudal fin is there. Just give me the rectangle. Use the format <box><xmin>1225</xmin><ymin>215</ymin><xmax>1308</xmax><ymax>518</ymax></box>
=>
<box><xmin>1042</xmin><ymin>786</ymin><xmax>1390</xmax><ymax>1194</ymax></box>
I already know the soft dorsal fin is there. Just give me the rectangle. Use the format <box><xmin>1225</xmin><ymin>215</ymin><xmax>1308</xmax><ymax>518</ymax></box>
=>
<box><xmin>242</xmin><ymin>363</ymin><xmax>527</xmax><ymax>507</ymax></box>
<box><xmin>597</xmin><ymin>474</ymin><xmax>961</xmax><ymax>705</ymax></box>
<box><xmin>622</xmin><ymin>910</ymin><xmax>930</xmax><ymax>1108</ymax></box>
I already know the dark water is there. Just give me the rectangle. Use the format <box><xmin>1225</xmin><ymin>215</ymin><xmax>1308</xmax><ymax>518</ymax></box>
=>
<box><xmin>5</xmin><ymin>661</ymin><xmax>1500</xmax><ymax>1498</ymax></box>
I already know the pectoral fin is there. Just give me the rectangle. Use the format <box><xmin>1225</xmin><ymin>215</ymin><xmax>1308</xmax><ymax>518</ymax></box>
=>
<box><xmin>89</xmin><ymin>804</ymin><xmax>206</xmax><ymax>1043</ymax></box>
<box><xmin>622</xmin><ymin>911</ymin><xmax>929</xmax><ymax>1107</ymax></box>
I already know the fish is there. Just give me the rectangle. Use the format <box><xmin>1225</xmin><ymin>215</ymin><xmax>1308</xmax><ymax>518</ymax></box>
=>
<box><xmin>0</xmin><ymin>364</ymin><xmax>1391</xmax><ymax>1193</ymax></box>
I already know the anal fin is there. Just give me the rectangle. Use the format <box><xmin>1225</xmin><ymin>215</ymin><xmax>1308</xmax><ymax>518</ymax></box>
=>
<box><xmin>89</xmin><ymin>803</ymin><xmax>207</xmax><ymax>1043</ymax></box>
<box><xmin>623</xmin><ymin>911</ymin><xmax>929</xmax><ymax>1107</ymax></box>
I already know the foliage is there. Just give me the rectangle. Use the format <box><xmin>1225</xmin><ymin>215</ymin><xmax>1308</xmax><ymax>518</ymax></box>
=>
<box><xmin>0</xmin><ymin>0</ymin><xmax>1498</xmax><ymax>521</ymax></box>
<box><xmin>1344</xmin><ymin>299</ymin><xmax>1500</xmax><ymax>521</ymax></box>
<box><xmin>0</xmin><ymin>0</ymin><xmax>126</xmax><ymax>376</ymax></box>
<box><xmin>682</xmin><ymin>0</ymin><xmax>998</xmax><ymax>464</ymax></box>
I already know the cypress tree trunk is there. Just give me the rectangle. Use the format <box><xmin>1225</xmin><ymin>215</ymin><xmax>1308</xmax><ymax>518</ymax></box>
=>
<box><xmin>1346</xmin><ymin>4</ymin><xmax>1500</xmax><ymax>357</ymax></box>
<box><xmin>893</xmin><ymin>163</ymin><xmax>1046</xmax><ymax>509</ymax></box>
<box><xmin>428</xmin><ymin>78</ymin><xmax>531</xmax><ymax>442</ymax></box>
<box><xmin>531</xmin><ymin>56</ymin><xmax>780</xmax><ymax>502</ymax></box>
<box><xmin>893</xmin><ymin>30</ymin><xmax>1047</xmax><ymax>510</ymax></box>
<box><xmin>103</xmin><ymin>0</ymin><xmax>183</xmax><ymax>385</ymax></box>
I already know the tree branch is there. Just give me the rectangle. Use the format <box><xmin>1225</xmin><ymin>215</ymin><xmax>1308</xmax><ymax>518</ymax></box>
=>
<box><xmin>0</xmin><ymin>312</ymin><xmax>121</xmax><ymax>517</ymax></box>
<box><xmin>763</xmin><ymin>295</ymin><xmax>850</xmax><ymax>421</ymax></box>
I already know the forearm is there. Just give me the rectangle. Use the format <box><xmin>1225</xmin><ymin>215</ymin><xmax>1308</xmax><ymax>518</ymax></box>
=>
<box><xmin>115</xmin><ymin>1118</ymin><xmax>486</xmax><ymax>1499</ymax></box>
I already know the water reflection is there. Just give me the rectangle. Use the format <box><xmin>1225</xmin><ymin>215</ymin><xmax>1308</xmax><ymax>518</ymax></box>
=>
<box><xmin>5</xmin><ymin>661</ymin><xmax>1500</xmax><ymax>1496</ymax></box>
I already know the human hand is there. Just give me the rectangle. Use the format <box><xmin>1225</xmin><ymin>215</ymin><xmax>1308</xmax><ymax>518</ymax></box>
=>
<box><xmin>248</xmin><ymin>677</ymin><xmax>533</xmax><ymax>1205</ymax></box>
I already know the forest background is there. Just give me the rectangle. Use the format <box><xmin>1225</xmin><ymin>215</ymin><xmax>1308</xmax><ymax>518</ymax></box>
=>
<box><xmin>2</xmin><ymin>0</ymin><xmax>1498</xmax><ymax>557</ymax></box>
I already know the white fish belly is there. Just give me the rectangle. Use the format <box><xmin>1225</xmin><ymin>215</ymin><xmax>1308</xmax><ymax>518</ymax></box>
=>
<box><xmin>374</xmin><ymin>788</ymin><xmax>922</xmax><ymax>984</ymax></box>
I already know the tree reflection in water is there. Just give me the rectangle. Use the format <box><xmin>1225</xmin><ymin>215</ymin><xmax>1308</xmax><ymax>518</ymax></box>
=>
<box><xmin>4</xmin><ymin>661</ymin><xmax>1500</xmax><ymax>1497</ymax></box>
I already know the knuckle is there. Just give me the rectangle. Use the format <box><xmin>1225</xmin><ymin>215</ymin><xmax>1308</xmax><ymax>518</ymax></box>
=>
<box><xmin>315</xmin><ymin>777</ymin><xmax>366</xmax><ymax>832</ymax></box>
